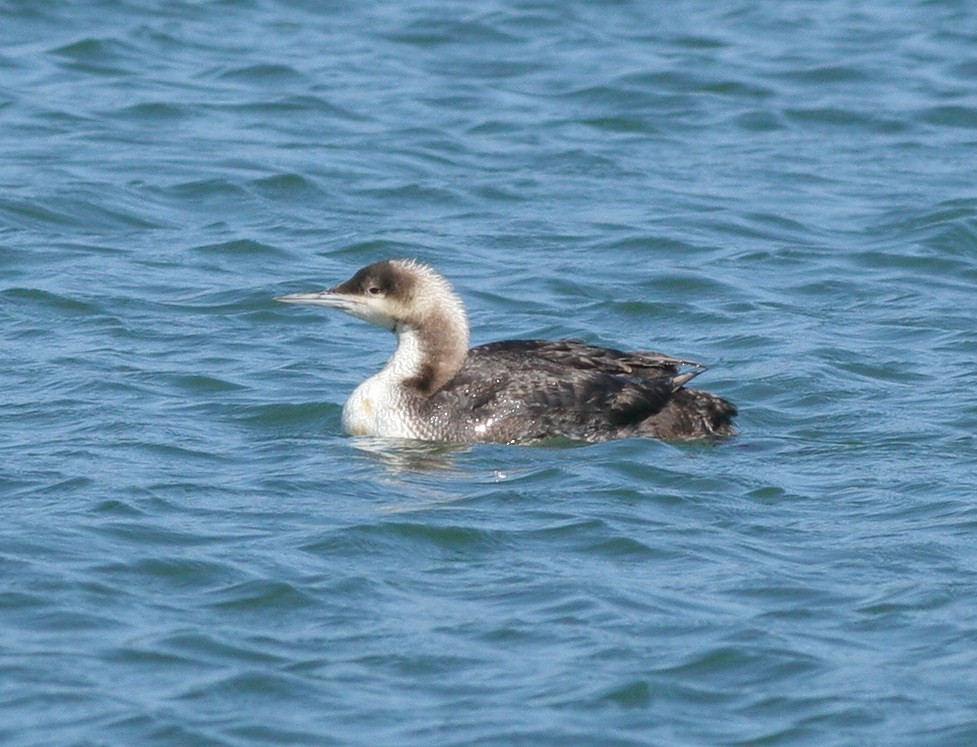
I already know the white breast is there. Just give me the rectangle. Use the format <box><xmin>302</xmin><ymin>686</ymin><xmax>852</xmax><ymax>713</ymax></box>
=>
<box><xmin>341</xmin><ymin>373</ymin><xmax>424</xmax><ymax>439</ymax></box>
<box><xmin>339</xmin><ymin>325</ymin><xmax>442</xmax><ymax>440</ymax></box>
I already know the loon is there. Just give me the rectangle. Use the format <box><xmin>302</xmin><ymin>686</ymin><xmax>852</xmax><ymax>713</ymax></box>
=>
<box><xmin>276</xmin><ymin>259</ymin><xmax>736</xmax><ymax>444</ymax></box>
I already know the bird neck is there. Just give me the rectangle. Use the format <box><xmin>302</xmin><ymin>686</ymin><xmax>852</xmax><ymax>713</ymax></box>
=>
<box><xmin>384</xmin><ymin>307</ymin><xmax>468</xmax><ymax>396</ymax></box>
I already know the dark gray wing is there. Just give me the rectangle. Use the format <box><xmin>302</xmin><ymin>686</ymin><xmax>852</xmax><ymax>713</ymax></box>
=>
<box><xmin>432</xmin><ymin>339</ymin><xmax>702</xmax><ymax>441</ymax></box>
<box><xmin>469</xmin><ymin>339</ymin><xmax>705</xmax><ymax>377</ymax></box>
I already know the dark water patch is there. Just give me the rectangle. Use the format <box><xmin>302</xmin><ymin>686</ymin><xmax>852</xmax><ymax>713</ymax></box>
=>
<box><xmin>108</xmin><ymin>101</ymin><xmax>195</xmax><ymax>123</ymax></box>
<box><xmin>0</xmin><ymin>198</ymin><xmax>89</xmax><ymax>230</ymax></box>
<box><xmin>216</xmin><ymin>63</ymin><xmax>305</xmax><ymax>84</ymax></box>
<box><xmin>599</xmin><ymin>234</ymin><xmax>704</xmax><ymax>256</ymax></box>
<box><xmin>621</xmin><ymin>69</ymin><xmax>773</xmax><ymax>101</ymax></box>
<box><xmin>671</xmin><ymin>34</ymin><xmax>729</xmax><ymax>50</ymax></box>
<box><xmin>699</xmin><ymin>78</ymin><xmax>774</xmax><ymax>100</ymax></box>
<box><xmin>734</xmin><ymin>108</ymin><xmax>788</xmax><ymax>132</ymax></box>
<box><xmin>104</xmin><ymin>720</ymin><xmax>232</xmax><ymax>747</ymax></box>
<box><xmin>661</xmin><ymin>644</ymin><xmax>821</xmax><ymax>690</ymax></box>
<box><xmin>218</xmin><ymin>94</ymin><xmax>365</xmax><ymax>120</ymax></box>
<box><xmin>191</xmin><ymin>238</ymin><xmax>286</xmax><ymax>257</ymax></box>
<box><xmin>356</xmin><ymin>182</ymin><xmax>469</xmax><ymax>208</ymax></box>
<box><xmin>866</xmin><ymin>199</ymin><xmax>977</xmax><ymax>257</ymax></box>
<box><xmin>926</xmin><ymin>724</ymin><xmax>977</xmax><ymax>747</ymax></box>
<box><xmin>97</xmin><ymin>556</ymin><xmax>240</xmax><ymax>594</ymax></box>
<box><xmin>776</xmin><ymin>64</ymin><xmax>872</xmax><ymax>85</ymax></box>
<box><xmin>206</xmin><ymin>579</ymin><xmax>317</xmax><ymax>613</ymax></box>
<box><xmin>849</xmin><ymin>249</ymin><xmax>976</xmax><ymax>284</ymax></box>
<box><xmin>20</xmin><ymin>475</ymin><xmax>98</xmax><ymax>498</ymax></box>
<box><xmin>2</xmin><ymin>287</ymin><xmax>101</xmax><ymax>315</ymax></box>
<box><xmin>948</xmin><ymin>57</ymin><xmax>977</xmax><ymax>80</ymax></box>
<box><xmin>19</xmin><ymin>607</ymin><xmax>123</xmax><ymax>635</ymax></box>
<box><xmin>584</xmin><ymin>535</ymin><xmax>661</xmax><ymax>560</ymax></box>
<box><xmin>784</xmin><ymin>106</ymin><xmax>908</xmax><ymax>132</ymax></box>
<box><xmin>249</xmin><ymin>173</ymin><xmax>324</xmax><ymax>202</ymax></box>
<box><xmin>576</xmin><ymin>115</ymin><xmax>658</xmax><ymax>135</ymax></box>
<box><xmin>0</xmin><ymin>193</ymin><xmax>166</xmax><ymax>232</ymax></box>
<box><xmin>917</xmin><ymin>105</ymin><xmax>977</xmax><ymax>129</ymax></box>
<box><xmin>103</xmin><ymin>644</ymin><xmax>205</xmax><ymax>671</ymax></box>
<box><xmin>48</xmin><ymin>37</ymin><xmax>139</xmax><ymax>77</ymax></box>
<box><xmin>169</xmin><ymin>669</ymin><xmax>326</xmax><ymax>735</ymax></box>
<box><xmin>856</xmin><ymin>584</ymin><xmax>956</xmax><ymax>618</ymax></box>
<box><xmin>307</xmin><ymin>521</ymin><xmax>506</xmax><ymax>561</ymax></box>
<box><xmin>161</xmin><ymin>372</ymin><xmax>248</xmax><ymax>394</ymax></box>
<box><xmin>91</xmin><ymin>498</ymin><xmax>145</xmax><ymax>517</ymax></box>
<box><xmin>383</xmin><ymin>16</ymin><xmax>521</xmax><ymax>48</ymax></box>
<box><xmin>524</xmin><ymin>517</ymin><xmax>607</xmax><ymax>541</ymax></box>
<box><xmin>638</xmin><ymin>272</ymin><xmax>736</xmax><ymax>298</ymax></box>
<box><xmin>120</xmin><ymin>439</ymin><xmax>237</xmax><ymax>467</ymax></box>
<box><xmin>226</xmin><ymin>724</ymin><xmax>328</xmax><ymax>746</ymax></box>
<box><xmin>159</xmin><ymin>178</ymin><xmax>250</xmax><ymax>201</ymax></box>
<box><xmin>562</xmin><ymin>83</ymin><xmax>694</xmax><ymax>115</ymax></box>
<box><xmin>342</xmin><ymin>649</ymin><xmax>493</xmax><ymax>688</ymax></box>
<box><xmin>161</xmin><ymin>630</ymin><xmax>290</xmax><ymax>667</ymax></box>
<box><xmin>594</xmin><ymin>679</ymin><xmax>653</xmax><ymax>708</ymax></box>
<box><xmin>92</xmin><ymin>520</ymin><xmax>234</xmax><ymax>549</ymax></box>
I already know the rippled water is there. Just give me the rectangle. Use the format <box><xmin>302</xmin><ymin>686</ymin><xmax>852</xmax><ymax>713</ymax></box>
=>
<box><xmin>3</xmin><ymin>1</ymin><xmax>977</xmax><ymax>744</ymax></box>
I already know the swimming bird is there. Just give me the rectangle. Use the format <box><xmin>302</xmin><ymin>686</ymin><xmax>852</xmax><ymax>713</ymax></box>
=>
<box><xmin>276</xmin><ymin>259</ymin><xmax>736</xmax><ymax>444</ymax></box>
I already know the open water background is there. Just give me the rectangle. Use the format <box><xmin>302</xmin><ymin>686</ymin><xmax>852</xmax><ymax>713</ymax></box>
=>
<box><xmin>3</xmin><ymin>1</ymin><xmax>977</xmax><ymax>744</ymax></box>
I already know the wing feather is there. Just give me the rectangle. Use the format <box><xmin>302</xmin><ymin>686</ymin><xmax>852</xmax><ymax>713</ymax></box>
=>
<box><xmin>432</xmin><ymin>339</ymin><xmax>701</xmax><ymax>439</ymax></box>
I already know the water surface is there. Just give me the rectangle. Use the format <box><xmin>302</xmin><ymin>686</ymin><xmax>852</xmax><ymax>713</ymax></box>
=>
<box><xmin>3</xmin><ymin>1</ymin><xmax>977</xmax><ymax>744</ymax></box>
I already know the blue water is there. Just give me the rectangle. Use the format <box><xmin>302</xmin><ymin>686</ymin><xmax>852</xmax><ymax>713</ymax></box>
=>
<box><xmin>3</xmin><ymin>1</ymin><xmax>977</xmax><ymax>744</ymax></box>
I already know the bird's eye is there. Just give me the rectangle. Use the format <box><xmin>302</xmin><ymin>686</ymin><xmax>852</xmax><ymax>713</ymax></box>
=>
<box><xmin>367</xmin><ymin>286</ymin><xmax>382</xmax><ymax>295</ymax></box>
